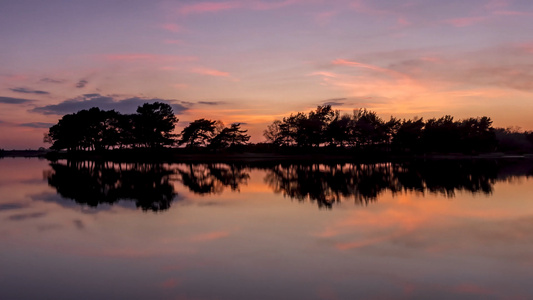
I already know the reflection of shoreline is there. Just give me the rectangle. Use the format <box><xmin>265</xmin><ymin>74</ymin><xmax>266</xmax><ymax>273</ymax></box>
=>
<box><xmin>46</xmin><ymin>161</ymin><xmax>178</xmax><ymax>212</ymax></box>
<box><xmin>44</xmin><ymin>160</ymin><xmax>533</xmax><ymax>211</ymax></box>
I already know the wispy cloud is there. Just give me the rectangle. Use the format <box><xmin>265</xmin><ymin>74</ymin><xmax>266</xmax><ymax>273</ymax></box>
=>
<box><xmin>76</xmin><ymin>79</ymin><xmax>88</xmax><ymax>88</ymax></box>
<box><xmin>104</xmin><ymin>53</ymin><xmax>196</xmax><ymax>63</ymax></box>
<box><xmin>31</xmin><ymin>93</ymin><xmax>190</xmax><ymax>115</ymax></box>
<box><xmin>160</xmin><ymin>23</ymin><xmax>182</xmax><ymax>33</ymax></box>
<box><xmin>484</xmin><ymin>0</ymin><xmax>510</xmax><ymax>10</ymax></box>
<box><xmin>492</xmin><ymin>10</ymin><xmax>533</xmax><ymax>16</ymax></box>
<box><xmin>309</xmin><ymin>71</ymin><xmax>338</xmax><ymax>78</ymax></box>
<box><xmin>163</xmin><ymin>39</ymin><xmax>183</xmax><ymax>45</ymax></box>
<box><xmin>9</xmin><ymin>87</ymin><xmax>49</xmax><ymax>95</ymax></box>
<box><xmin>322</xmin><ymin>98</ymin><xmax>346</xmax><ymax>106</ymax></box>
<box><xmin>250</xmin><ymin>0</ymin><xmax>303</xmax><ymax>11</ymax></box>
<box><xmin>176</xmin><ymin>0</ymin><xmax>304</xmax><ymax>15</ymax></box>
<box><xmin>332</xmin><ymin>58</ymin><xmax>408</xmax><ymax>80</ymax></box>
<box><xmin>0</xmin><ymin>203</ymin><xmax>28</xmax><ymax>211</ymax></box>
<box><xmin>40</xmin><ymin>77</ymin><xmax>65</xmax><ymax>84</ymax></box>
<box><xmin>0</xmin><ymin>96</ymin><xmax>34</xmax><ymax>104</ymax></box>
<box><xmin>178</xmin><ymin>1</ymin><xmax>241</xmax><ymax>15</ymax></box>
<box><xmin>350</xmin><ymin>0</ymin><xmax>394</xmax><ymax>17</ymax></box>
<box><xmin>444</xmin><ymin>16</ymin><xmax>487</xmax><ymax>27</ymax></box>
<box><xmin>192</xmin><ymin>67</ymin><xmax>231</xmax><ymax>77</ymax></box>
<box><xmin>19</xmin><ymin>122</ymin><xmax>55</xmax><ymax>128</ymax></box>
<box><xmin>198</xmin><ymin>101</ymin><xmax>225</xmax><ymax>105</ymax></box>
<box><xmin>8</xmin><ymin>212</ymin><xmax>47</xmax><ymax>221</ymax></box>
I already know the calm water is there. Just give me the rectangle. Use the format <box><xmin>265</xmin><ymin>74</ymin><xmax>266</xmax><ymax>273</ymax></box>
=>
<box><xmin>1</xmin><ymin>157</ymin><xmax>533</xmax><ymax>300</ymax></box>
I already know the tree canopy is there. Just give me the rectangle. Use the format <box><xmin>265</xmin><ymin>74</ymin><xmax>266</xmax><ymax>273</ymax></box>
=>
<box><xmin>264</xmin><ymin>105</ymin><xmax>497</xmax><ymax>153</ymax></box>
<box><xmin>45</xmin><ymin>102</ymin><xmax>178</xmax><ymax>151</ymax></box>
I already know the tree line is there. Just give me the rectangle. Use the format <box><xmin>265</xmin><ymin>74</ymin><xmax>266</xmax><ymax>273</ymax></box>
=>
<box><xmin>263</xmin><ymin>105</ymin><xmax>498</xmax><ymax>153</ymax></box>
<box><xmin>44</xmin><ymin>102</ymin><xmax>533</xmax><ymax>154</ymax></box>
<box><xmin>44</xmin><ymin>102</ymin><xmax>250</xmax><ymax>151</ymax></box>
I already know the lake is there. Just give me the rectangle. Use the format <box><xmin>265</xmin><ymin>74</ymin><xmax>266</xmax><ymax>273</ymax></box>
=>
<box><xmin>1</xmin><ymin>157</ymin><xmax>533</xmax><ymax>299</ymax></box>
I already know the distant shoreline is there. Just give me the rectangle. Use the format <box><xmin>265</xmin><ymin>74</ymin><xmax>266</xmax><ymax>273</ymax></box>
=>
<box><xmin>1</xmin><ymin>149</ymin><xmax>532</xmax><ymax>163</ymax></box>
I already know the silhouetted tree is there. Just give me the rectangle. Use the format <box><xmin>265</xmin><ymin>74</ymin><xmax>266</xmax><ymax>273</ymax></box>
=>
<box><xmin>326</xmin><ymin>111</ymin><xmax>353</xmax><ymax>147</ymax></box>
<box><xmin>45</xmin><ymin>102</ymin><xmax>179</xmax><ymax>151</ymax></box>
<box><xmin>264</xmin><ymin>120</ymin><xmax>288</xmax><ymax>146</ymax></box>
<box><xmin>134</xmin><ymin>102</ymin><xmax>178</xmax><ymax>148</ymax></box>
<box><xmin>459</xmin><ymin>117</ymin><xmax>496</xmax><ymax>153</ymax></box>
<box><xmin>179</xmin><ymin>118</ymin><xmax>217</xmax><ymax>148</ymax></box>
<box><xmin>210</xmin><ymin>123</ymin><xmax>250</xmax><ymax>149</ymax></box>
<box><xmin>392</xmin><ymin>117</ymin><xmax>425</xmax><ymax>152</ymax></box>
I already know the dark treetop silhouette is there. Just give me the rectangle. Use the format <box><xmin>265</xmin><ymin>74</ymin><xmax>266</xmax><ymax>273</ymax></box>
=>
<box><xmin>43</xmin><ymin>102</ymin><xmax>533</xmax><ymax>155</ymax></box>
<box><xmin>45</xmin><ymin>102</ymin><xmax>178</xmax><ymax>151</ymax></box>
<box><xmin>264</xmin><ymin>105</ymin><xmax>498</xmax><ymax>154</ymax></box>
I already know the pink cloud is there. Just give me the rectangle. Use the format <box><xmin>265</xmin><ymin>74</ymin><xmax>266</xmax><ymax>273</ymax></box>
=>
<box><xmin>484</xmin><ymin>0</ymin><xmax>510</xmax><ymax>10</ymax></box>
<box><xmin>104</xmin><ymin>53</ymin><xmax>197</xmax><ymax>63</ymax></box>
<box><xmin>444</xmin><ymin>16</ymin><xmax>487</xmax><ymax>27</ymax></box>
<box><xmin>176</xmin><ymin>0</ymin><xmax>304</xmax><ymax>15</ymax></box>
<box><xmin>332</xmin><ymin>58</ymin><xmax>407</xmax><ymax>79</ymax></box>
<box><xmin>178</xmin><ymin>1</ymin><xmax>241</xmax><ymax>15</ymax></box>
<box><xmin>397</xmin><ymin>17</ymin><xmax>411</xmax><ymax>26</ymax></box>
<box><xmin>350</xmin><ymin>0</ymin><xmax>393</xmax><ymax>16</ymax></box>
<box><xmin>251</xmin><ymin>0</ymin><xmax>302</xmax><ymax>11</ymax></box>
<box><xmin>315</xmin><ymin>11</ymin><xmax>337</xmax><ymax>25</ymax></box>
<box><xmin>519</xmin><ymin>43</ymin><xmax>533</xmax><ymax>53</ymax></box>
<box><xmin>173</xmin><ymin>83</ymin><xmax>189</xmax><ymax>89</ymax></box>
<box><xmin>191</xmin><ymin>231</ymin><xmax>230</xmax><ymax>242</ymax></box>
<box><xmin>192</xmin><ymin>67</ymin><xmax>231</xmax><ymax>77</ymax></box>
<box><xmin>493</xmin><ymin>10</ymin><xmax>533</xmax><ymax>16</ymax></box>
<box><xmin>2</xmin><ymin>74</ymin><xmax>29</xmax><ymax>82</ymax></box>
<box><xmin>160</xmin><ymin>23</ymin><xmax>182</xmax><ymax>33</ymax></box>
<box><xmin>309</xmin><ymin>71</ymin><xmax>338</xmax><ymax>78</ymax></box>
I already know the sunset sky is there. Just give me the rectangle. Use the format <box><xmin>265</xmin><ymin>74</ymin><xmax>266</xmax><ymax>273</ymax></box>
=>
<box><xmin>1</xmin><ymin>0</ymin><xmax>533</xmax><ymax>149</ymax></box>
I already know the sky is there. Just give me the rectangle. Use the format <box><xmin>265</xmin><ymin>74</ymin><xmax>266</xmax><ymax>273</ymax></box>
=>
<box><xmin>1</xmin><ymin>0</ymin><xmax>533</xmax><ymax>149</ymax></box>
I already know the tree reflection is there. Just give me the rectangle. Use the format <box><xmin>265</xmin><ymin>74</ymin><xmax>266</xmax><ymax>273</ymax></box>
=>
<box><xmin>263</xmin><ymin>160</ymin><xmax>514</xmax><ymax>208</ymax></box>
<box><xmin>44</xmin><ymin>159</ymin><xmax>532</xmax><ymax>211</ymax></box>
<box><xmin>46</xmin><ymin>161</ymin><xmax>177</xmax><ymax>211</ymax></box>
<box><xmin>264</xmin><ymin>163</ymin><xmax>396</xmax><ymax>208</ymax></box>
<box><xmin>175</xmin><ymin>163</ymin><xmax>250</xmax><ymax>195</ymax></box>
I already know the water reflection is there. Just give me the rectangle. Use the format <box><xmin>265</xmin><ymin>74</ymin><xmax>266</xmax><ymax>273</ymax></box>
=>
<box><xmin>175</xmin><ymin>163</ymin><xmax>250</xmax><ymax>195</ymax></box>
<box><xmin>45</xmin><ymin>159</ymin><xmax>533</xmax><ymax>211</ymax></box>
<box><xmin>45</xmin><ymin>161</ymin><xmax>177</xmax><ymax>211</ymax></box>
